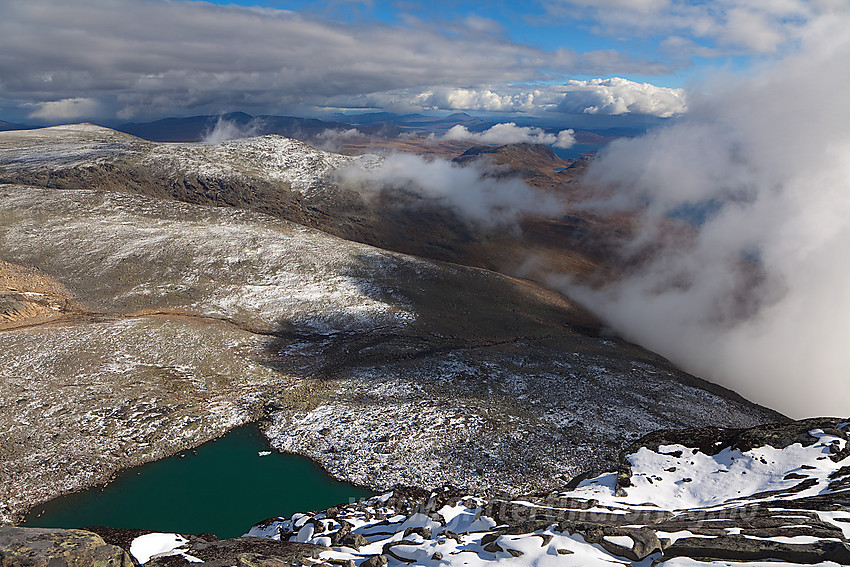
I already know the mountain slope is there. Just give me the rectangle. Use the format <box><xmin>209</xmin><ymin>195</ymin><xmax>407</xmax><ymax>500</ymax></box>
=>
<box><xmin>0</xmin><ymin>184</ymin><xmax>782</xmax><ymax>525</ymax></box>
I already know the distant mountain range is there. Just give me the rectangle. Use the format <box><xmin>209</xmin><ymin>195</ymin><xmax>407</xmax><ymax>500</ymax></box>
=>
<box><xmin>113</xmin><ymin>111</ymin><xmax>399</xmax><ymax>142</ymax></box>
<box><xmin>0</xmin><ymin>112</ymin><xmax>646</xmax><ymax>152</ymax></box>
<box><xmin>334</xmin><ymin>111</ymin><xmax>493</xmax><ymax>132</ymax></box>
<box><xmin>0</xmin><ymin>120</ymin><xmax>33</xmax><ymax>132</ymax></box>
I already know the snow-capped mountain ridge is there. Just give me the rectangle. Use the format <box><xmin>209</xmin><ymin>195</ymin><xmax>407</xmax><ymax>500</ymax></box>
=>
<box><xmin>0</xmin><ymin>123</ymin><xmax>381</xmax><ymax>196</ymax></box>
<box><xmin>144</xmin><ymin>134</ymin><xmax>381</xmax><ymax>196</ymax></box>
<box><xmin>0</xmin><ymin>123</ymin><xmax>146</xmax><ymax>171</ymax></box>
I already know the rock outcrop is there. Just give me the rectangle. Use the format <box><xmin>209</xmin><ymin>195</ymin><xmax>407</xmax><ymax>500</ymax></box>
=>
<box><xmin>0</xmin><ymin>259</ymin><xmax>79</xmax><ymax>330</ymax></box>
<box><xmin>0</xmin><ymin>526</ymin><xmax>133</xmax><ymax>567</ymax></box>
<box><xmin>143</xmin><ymin>536</ymin><xmax>326</xmax><ymax>567</ymax></box>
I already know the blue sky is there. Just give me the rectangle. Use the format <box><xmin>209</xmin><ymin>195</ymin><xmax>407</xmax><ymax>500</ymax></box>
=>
<box><xmin>0</xmin><ymin>0</ymin><xmax>843</xmax><ymax>124</ymax></box>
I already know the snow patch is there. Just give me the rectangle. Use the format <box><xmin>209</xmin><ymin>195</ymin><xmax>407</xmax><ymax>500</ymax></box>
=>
<box><xmin>129</xmin><ymin>533</ymin><xmax>190</xmax><ymax>564</ymax></box>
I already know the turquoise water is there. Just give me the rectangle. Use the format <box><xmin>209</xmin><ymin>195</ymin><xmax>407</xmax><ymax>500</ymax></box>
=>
<box><xmin>552</xmin><ymin>144</ymin><xmax>600</xmax><ymax>159</ymax></box>
<box><xmin>23</xmin><ymin>425</ymin><xmax>373</xmax><ymax>538</ymax></box>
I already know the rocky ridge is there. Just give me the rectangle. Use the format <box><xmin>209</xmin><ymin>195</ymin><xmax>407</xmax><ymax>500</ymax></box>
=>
<box><xmin>0</xmin><ymin>123</ymin><xmax>378</xmax><ymax>197</ymax></box>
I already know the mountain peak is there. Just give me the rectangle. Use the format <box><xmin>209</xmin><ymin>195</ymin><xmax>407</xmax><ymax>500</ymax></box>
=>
<box><xmin>457</xmin><ymin>142</ymin><xmax>560</xmax><ymax>160</ymax></box>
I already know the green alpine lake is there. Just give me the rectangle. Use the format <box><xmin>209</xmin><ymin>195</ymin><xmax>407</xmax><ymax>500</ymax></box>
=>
<box><xmin>23</xmin><ymin>424</ymin><xmax>373</xmax><ymax>538</ymax></box>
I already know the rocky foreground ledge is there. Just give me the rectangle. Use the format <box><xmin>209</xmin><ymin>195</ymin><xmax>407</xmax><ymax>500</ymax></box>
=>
<box><xmin>4</xmin><ymin>418</ymin><xmax>850</xmax><ymax>566</ymax></box>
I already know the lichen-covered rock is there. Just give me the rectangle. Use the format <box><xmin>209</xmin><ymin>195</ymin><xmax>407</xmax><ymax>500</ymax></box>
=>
<box><xmin>142</xmin><ymin>536</ymin><xmax>326</xmax><ymax>567</ymax></box>
<box><xmin>358</xmin><ymin>555</ymin><xmax>386</xmax><ymax>567</ymax></box>
<box><xmin>0</xmin><ymin>526</ymin><xmax>133</xmax><ymax>567</ymax></box>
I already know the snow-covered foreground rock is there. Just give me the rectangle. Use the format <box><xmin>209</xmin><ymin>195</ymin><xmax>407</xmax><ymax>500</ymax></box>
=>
<box><xmin>237</xmin><ymin>418</ymin><xmax>850</xmax><ymax>567</ymax></box>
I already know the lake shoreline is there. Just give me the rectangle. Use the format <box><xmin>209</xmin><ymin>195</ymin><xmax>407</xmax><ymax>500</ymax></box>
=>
<box><xmin>20</xmin><ymin>422</ymin><xmax>374</xmax><ymax>538</ymax></box>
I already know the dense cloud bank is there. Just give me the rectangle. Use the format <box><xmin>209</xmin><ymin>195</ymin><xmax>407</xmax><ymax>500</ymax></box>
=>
<box><xmin>561</xmin><ymin>11</ymin><xmax>850</xmax><ymax>419</ymax></box>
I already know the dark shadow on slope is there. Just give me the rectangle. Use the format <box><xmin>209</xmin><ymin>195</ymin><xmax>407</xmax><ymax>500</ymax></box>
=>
<box><xmin>260</xmin><ymin>250</ymin><xmax>607</xmax><ymax>380</ymax></box>
<box><xmin>258</xmin><ymin>250</ymin><xmax>786</xmax><ymax>428</ymax></box>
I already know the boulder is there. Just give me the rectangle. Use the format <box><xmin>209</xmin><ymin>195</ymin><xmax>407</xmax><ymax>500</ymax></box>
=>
<box><xmin>0</xmin><ymin>526</ymin><xmax>133</xmax><ymax>567</ymax></box>
<box><xmin>662</xmin><ymin>536</ymin><xmax>850</xmax><ymax>564</ymax></box>
<box><xmin>339</xmin><ymin>532</ymin><xmax>367</xmax><ymax>550</ymax></box>
<box><xmin>143</xmin><ymin>536</ymin><xmax>326</xmax><ymax>567</ymax></box>
<box><xmin>359</xmin><ymin>555</ymin><xmax>387</xmax><ymax>567</ymax></box>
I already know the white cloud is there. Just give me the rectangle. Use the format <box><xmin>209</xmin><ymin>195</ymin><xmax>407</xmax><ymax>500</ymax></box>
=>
<box><xmin>201</xmin><ymin>116</ymin><xmax>263</xmax><ymax>144</ymax></box>
<box><xmin>335</xmin><ymin>153</ymin><xmax>563</xmax><ymax>226</ymax></box>
<box><xmin>414</xmin><ymin>88</ymin><xmax>537</xmax><ymax>112</ymax></box>
<box><xmin>443</xmin><ymin>123</ymin><xmax>576</xmax><ymax>148</ymax></box>
<box><xmin>312</xmin><ymin>128</ymin><xmax>364</xmax><ymax>151</ymax></box>
<box><xmin>336</xmin><ymin>78</ymin><xmax>687</xmax><ymax>117</ymax></box>
<box><xmin>557</xmin><ymin>77</ymin><xmax>687</xmax><ymax>117</ymax></box>
<box><xmin>316</xmin><ymin>128</ymin><xmax>362</xmax><ymax>140</ymax></box>
<box><xmin>27</xmin><ymin>97</ymin><xmax>99</xmax><ymax>120</ymax></box>
<box><xmin>560</xmin><ymin>10</ymin><xmax>850</xmax><ymax>419</ymax></box>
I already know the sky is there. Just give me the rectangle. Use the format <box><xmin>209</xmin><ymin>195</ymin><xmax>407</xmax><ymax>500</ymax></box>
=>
<box><xmin>2</xmin><ymin>0</ymin><xmax>844</xmax><ymax>125</ymax></box>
